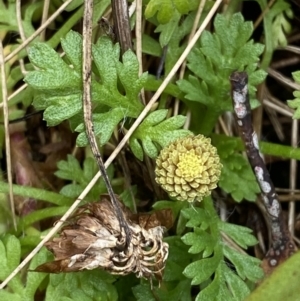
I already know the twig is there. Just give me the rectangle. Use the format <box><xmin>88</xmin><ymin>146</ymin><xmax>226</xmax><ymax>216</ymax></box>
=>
<box><xmin>230</xmin><ymin>71</ymin><xmax>297</xmax><ymax>273</ymax></box>
<box><xmin>82</xmin><ymin>0</ymin><xmax>131</xmax><ymax>246</ymax></box>
<box><xmin>0</xmin><ymin>0</ymin><xmax>223</xmax><ymax>289</ymax></box>
<box><xmin>0</xmin><ymin>40</ymin><xmax>16</xmax><ymax>230</ymax></box>
<box><xmin>111</xmin><ymin>0</ymin><xmax>132</xmax><ymax>54</ymax></box>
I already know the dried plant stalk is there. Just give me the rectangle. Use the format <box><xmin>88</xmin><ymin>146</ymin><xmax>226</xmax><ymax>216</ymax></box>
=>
<box><xmin>35</xmin><ymin>195</ymin><xmax>169</xmax><ymax>281</ymax></box>
<box><xmin>230</xmin><ymin>71</ymin><xmax>297</xmax><ymax>274</ymax></box>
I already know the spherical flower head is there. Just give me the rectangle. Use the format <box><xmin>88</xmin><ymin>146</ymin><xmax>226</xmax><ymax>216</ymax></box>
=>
<box><xmin>155</xmin><ymin>135</ymin><xmax>222</xmax><ymax>202</ymax></box>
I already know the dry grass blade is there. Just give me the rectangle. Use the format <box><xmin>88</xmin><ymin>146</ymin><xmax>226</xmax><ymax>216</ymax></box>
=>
<box><xmin>0</xmin><ymin>40</ymin><xmax>16</xmax><ymax>230</ymax></box>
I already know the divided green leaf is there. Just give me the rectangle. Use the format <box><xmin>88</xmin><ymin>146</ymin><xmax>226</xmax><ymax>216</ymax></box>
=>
<box><xmin>0</xmin><ymin>0</ymin><xmax>40</xmax><ymax>38</ymax></box>
<box><xmin>25</xmin><ymin>30</ymin><xmax>146</xmax><ymax>146</ymax></box>
<box><xmin>75</xmin><ymin>108</ymin><xmax>126</xmax><ymax>146</ymax></box>
<box><xmin>45</xmin><ymin>270</ymin><xmax>117</xmax><ymax>301</ymax></box>
<box><xmin>0</xmin><ymin>235</ymin><xmax>50</xmax><ymax>300</ymax></box>
<box><xmin>216</xmin><ymin>139</ymin><xmax>260</xmax><ymax>202</ymax></box>
<box><xmin>55</xmin><ymin>154</ymin><xmax>111</xmax><ymax>200</ymax></box>
<box><xmin>218</xmin><ymin>222</ymin><xmax>258</xmax><ymax>249</ymax></box>
<box><xmin>265</xmin><ymin>0</ymin><xmax>293</xmax><ymax>48</ymax></box>
<box><xmin>129</xmin><ymin>109</ymin><xmax>191</xmax><ymax>160</ymax></box>
<box><xmin>181</xmin><ymin>199</ymin><xmax>263</xmax><ymax>300</ymax></box>
<box><xmin>145</xmin><ymin>0</ymin><xmax>198</xmax><ymax>24</ymax></box>
<box><xmin>177</xmin><ymin>13</ymin><xmax>266</xmax><ymax>114</ymax></box>
<box><xmin>223</xmin><ymin>245</ymin><xmax>263</xmax><ymax>282</ymax></box>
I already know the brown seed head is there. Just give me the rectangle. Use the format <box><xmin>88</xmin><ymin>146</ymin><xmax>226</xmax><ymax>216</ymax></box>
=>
<box><xmin>35</xmin><ymin>196</ymin><xmax>169</xmax><ymax>281</ymax></box>
<box><xmin>155</xmin><ymin>135</ymin><xmax>222</xmax><ymax>202</ymax></box>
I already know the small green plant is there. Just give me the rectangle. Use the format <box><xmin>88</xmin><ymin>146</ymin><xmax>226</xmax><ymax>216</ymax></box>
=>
<box><xmin>0</xmin><ymin>235</ymin><xmax>50</xmax><ymax>301</ymax></box>
<box><xmin>0</xmin><ymin>1</ymin><xmax>299</xmax><ymax>301</ymax></box>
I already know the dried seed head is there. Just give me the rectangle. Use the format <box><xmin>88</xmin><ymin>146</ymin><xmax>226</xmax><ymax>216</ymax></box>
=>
<box><xmin>35</xmin><ymin>196</ymin><xmax>169</xmax><ymax>281</ymax></box>
<box><xmin>155</xmin><ymin>135</ymin><xmax>222</xmax><ymax>202</ymax></box>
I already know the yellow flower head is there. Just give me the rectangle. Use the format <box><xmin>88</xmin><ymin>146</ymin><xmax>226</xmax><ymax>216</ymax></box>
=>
<box><xmin>155</xmin><ymin>135</ymin><xmax>222</xmax><ymax>202</ymax></box>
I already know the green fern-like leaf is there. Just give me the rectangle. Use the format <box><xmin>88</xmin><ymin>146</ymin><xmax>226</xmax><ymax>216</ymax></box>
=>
<box><xmin>218</xmin><ymin>222</ymin><xmax>258</xmax><ymax>249</ymax></box>
<box><xmin>55</xmin><ymin>154</ymin><xmax>111</xmax><ymax>201</ymax></box>
<box><xmin>181</xmin><ymin>198</ymin><xmax>263</xmax><ymax>300</ymax></box>
<box><xmin>0</xmin><ymin>236</ymin><xmax>50</xmax><ymax>301</ymax></box>
<box><xmin>129</xmin><ymin>109</ymin><xmax>191</xmax><ymax>160</ymax></box>
<box><xmin>256</xmin><ymin>0</ymin><xmax>292</xmax><ymax>49</ymax></box>
<box><xmin>45</xmin><ymin>270</ymin><xmax>118</xmax><ymax>301</ymax></box>
<box><xmin>0</xmin><ymin>0</ymin><xmax>40</xmax><ymax>38</ymax></box>
<box><xmin>216</xmin><ymin>139</ymin><xmax>260</xmax><ymax>202</ymax></box>
<box><xmin>272</xmin><ymin>10</ymin><xmax>293</xmax><ymax>48</ymax></box>
<box><xmin>75</xmin><ymin>108</ymin><xmax>126</xmax><ymax>146</ymax></box>
<box><xmin>177</xmin><ymin>13</ymin><xmax>266</xmax><ymax>113</ymax></box>
<box><xmin>155</xmin><ymin>11</ymin><xmax>181</xmax><ymax>47</ymax></box>
<box><xmin>0</xmin><ymin>235</ymin><xmax>23</xmax><ymax>295</ymax></box>
<box><xmin>25</xmin><ymin>30</ymin><xmax>145</xmax><ymax>145</ymax></box>
<box><xmin>145</xmin><ymin>0</ymin><xmax>198</xmax><ymax>24</ymax></box>
<box><xmin>157</xmin><ymin>11</ymin><xmax>198</xmax><ymax>75</ymax></box>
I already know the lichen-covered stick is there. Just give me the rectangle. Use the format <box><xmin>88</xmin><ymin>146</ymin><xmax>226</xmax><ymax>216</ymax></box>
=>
<box><xmin>230</xmin><ymin>71</ymin><xmax>297</xmax><ymax>274</ymax></box>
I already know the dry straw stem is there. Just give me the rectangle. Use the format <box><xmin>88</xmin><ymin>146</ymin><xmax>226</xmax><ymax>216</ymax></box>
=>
<box><xmin>0</xmin><ymin>40</ymin><xmax>16</xmax><ymax>230</ymax></box>
<box><xmin>0</xmin><ymin>0</ymin><xmax>223</xmax><ymax>289</ymax></box>
<box><xmin>16</xmin><ymin>0</ymin><xmax>28</xmax><ymax>75</ymax></box>
<box><xmin>40</xmin><ymin>0</ymin><xmax>51</xmax><ymax>41</ymax></box>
